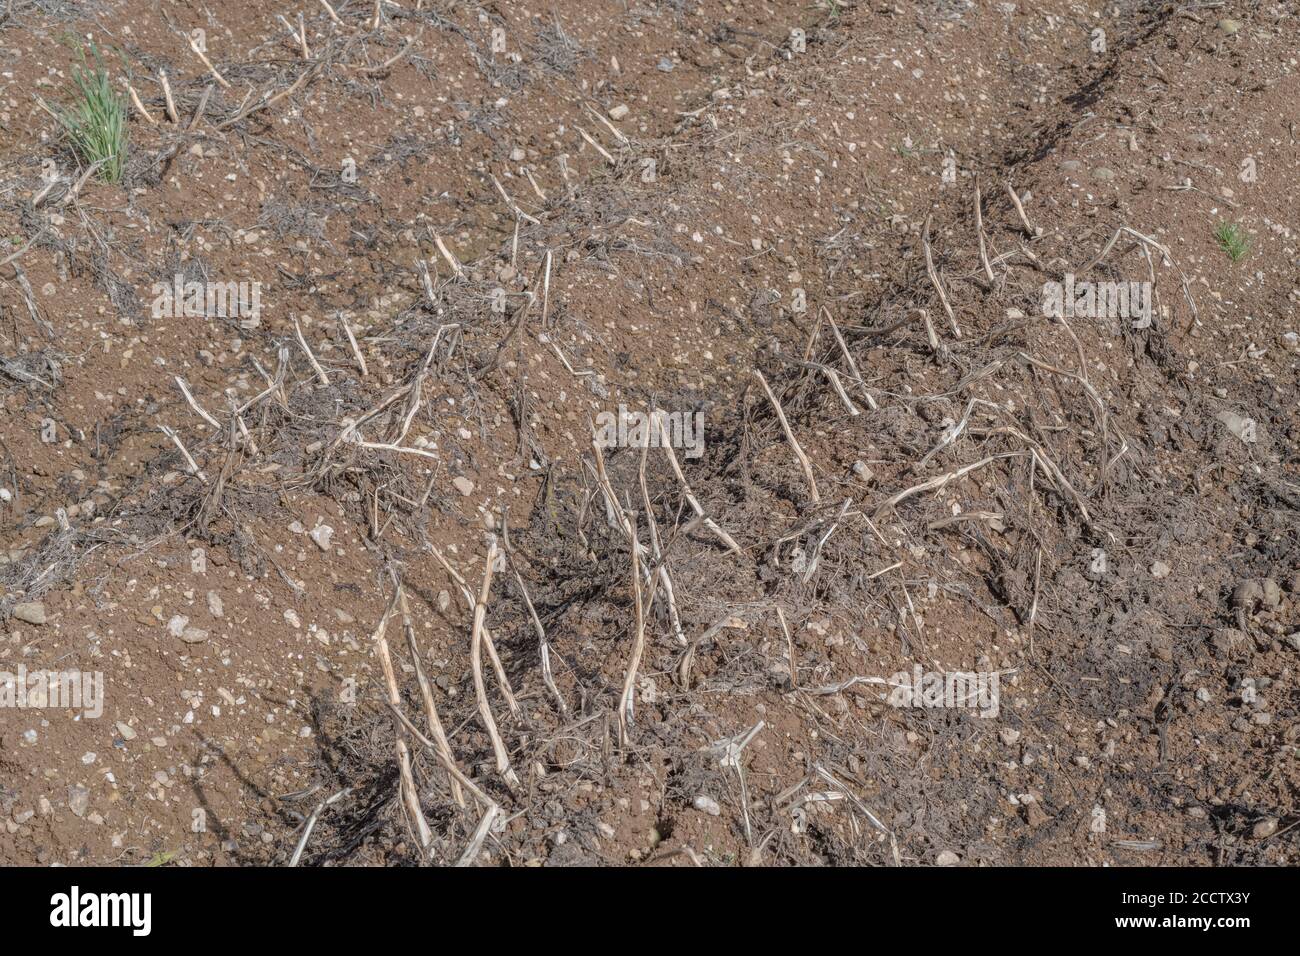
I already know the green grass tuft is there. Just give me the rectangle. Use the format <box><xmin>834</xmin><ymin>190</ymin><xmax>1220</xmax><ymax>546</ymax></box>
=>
<box><xmin>53</xmin><ymin>42</ymin><xmax>127</xmax><ymax>185</ymax></box>
<box><xmin>1213</xmin><ymin>221</ymin><xmax>1249</xmax><ymax>263</ymax></box>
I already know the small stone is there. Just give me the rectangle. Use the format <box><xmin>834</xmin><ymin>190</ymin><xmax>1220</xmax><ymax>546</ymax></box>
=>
<box><xmin>608</xmin><ymin>104</ymin><xmax>629</xmax><ymax>120</ymax></box>
<box><xmin>334</xmin><ymin>608</ymin><xmax>355</xmax><ymax>625</ymax></box>
<box><xmin>115</xmin><ymin>722</ymin><xmax>136</xmax><ymax>741</ymax></box>
<box><xmin>206</xmin><ymin>591</ymin><xmax>224</xmax><ymax>618</ymax></box>
<box><xmin>166</xmin><ymin>614</ymin><xmax>189</xmax><ymax>637</ymax></box>
<box><xmin>180</xmin><ymin>627</ymin><xmax>209</xmax><ymax>644</ymax></box>
<box><xmin>1091</xmin><ymin>167</ymin><xmax>1116</xmax><ymax>182</ymax></box>
<box><xmin>1217</xmin><ymin>18</ymin><xmax>1240</xmax><ymax>35</ymax></box>
<box><xmin>309</xmin><ymin>523</ymin><xmax>334</xmax><ymax>551</ymax></box>
<box><xmin>284</xmin><ymin>609</ymin><xmax>301</xmax><ymax>629</ymax></box>
<box><xmin>852</xmin><ymin>460</ymin><xmax>875</xmax><ymax>483</ymax></box>
<box><xmin>596</xmin><ymin>821</ymin><xmax>616</xmax><ymax>839</ymax></box>
<box><xmin>693</xmin><ymin>794</ymin><xmax>721</xmax><ymax>816</ymax></box>
<box><xmin>1212</xmin><ymin>627</ymin><xmax>1250</xmax><ymax>659</ymax></box>
<box><xmin>1218</xmin><ymin>411</ymin><xmax>1257</xmax><ymax>444</ymax></box>
<box><xmin>1150</xmin><ymin>561</ymin><xmax>1171</xmax><ymax>579</ymax></box>
<box><xmin>1260</xmin><ymin>578</ymin><xmax>1281</xmax><ymax>607</ymax></box>
<box><xmin>935</xmin><ymin>850</ymin><xmax>960</xmax><ymax>866</ymax></box>
<box><xmin>12</xmin><ymin>602</ymin><xmax>46</xmax><ymax>625</ymax></box>
<box><xmin>1252</xmin><ymin>817</ymin><xmax>1277</xmax><ymax>839</ymax></box>
<box><xmin>656</xmin><ymin>57</ymin><xmax>675</xmax><ymax>72</ymax></box>
<box><xmin>999</xmin><ymin>728</ymin><xmax>1021</xmax><ymax>746</ymax></box>
<box><xmin>1024</xmin><ymin>801</ymin><xmax>1050</xmax><ymax>828</ymax></box>
<box><xmin>67</xmin><ymin>785</ymin><xmax>90</xmax><ymax>818</ymax></box>
<box><xmin>1231</xmin><ymin>580</ymin><xmax>1264</xmax><ymax>612</ymax></box>
<box><xmin>453</xmin><ymin>476</ymin><xmax>475</xmax><ymax>497</ymax></box>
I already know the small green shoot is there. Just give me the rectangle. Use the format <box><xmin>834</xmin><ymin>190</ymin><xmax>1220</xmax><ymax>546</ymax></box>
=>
<box><xmin>52</xmin><ymin>42</ymin><xmax>127</xmax><ymax>185</ymax></box>
<box><xmin>1214</xmin><ymin>221</ymin><xmax>1249</xmax><ymax>263</ymax></box>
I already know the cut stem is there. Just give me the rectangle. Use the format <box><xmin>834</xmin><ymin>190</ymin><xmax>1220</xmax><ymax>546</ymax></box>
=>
<box><xmin>753</xmin><ymin>370</ymin><xmax>821</xmax><ymax>504</ymax></box>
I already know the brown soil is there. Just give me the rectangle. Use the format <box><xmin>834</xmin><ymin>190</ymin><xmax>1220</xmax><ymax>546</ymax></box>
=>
<box><xmin>0</xmin><ymin>0</ymin><xmax>1296</xmax><ymax>867</ymax></box>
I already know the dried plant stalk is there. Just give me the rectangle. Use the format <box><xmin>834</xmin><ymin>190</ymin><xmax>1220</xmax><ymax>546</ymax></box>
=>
<box><xmin>126</xmin><ymin>83</ymin><xmax>156</xmax><ymax>124</ymax></box>
<box><xmin>1005</xmin><ymin>181</ymin><xmax>1037</xmax><ymax>236</ymax></box>
<box><xmin>753</xmin><ymin>370</ymin><xmax>821</xmax><ymax>504</ymax></box>
<box><xmin>922</xmin><ymin>215</ymin><xmax>960</xmax><ymax>338</ymax></box>
<box><xmin>873</xmin><ymin>452</ymin><xmax>1022</xmax><ymax>520</ymax></box>
<box><xmin>371</xmin><ymin>589</ymin><xmax>434</xmax><ymax>854</ymax></box>
<box><xmin>158</xmin><ymin>70</ymin><xmax>179</xmax><ymax>123</ymax></box>
<box><xmin>293</xmin><ymin>315</ymin><xmax>331</xmax><ymax>386</ymax></box>
<box><xmin>638</xmin><ymin>430</ymin><xmax>686</xmax><ymax>646</ymax></box>
<box><xmin>397</xmin><ymin>586</ymin><xmax>465</xmax><ymax>809</ymax></box>
<box><xmin>503</xmin><ymin>539</ymin><xmax>569</xmax><ymax>717</ymax></box>
<box><xmin>651</xmin><ymin>413</ymin><xmax>742</xmax><ymax>554</ymax></box>
<box><xmin>975</xmin><ymin>176</ymin><xmax>995</xmax><ymax>285</ymax></box>
<box><xmin>617</xmin><ymin>510</ymin><xmax>647</xmax><ymax>748</ymax></box>
<box><xmin>824</xmin><ymin>310</ymin><xmax>878</xmax><ymax>410</ymax></box>
<box><xmin>430</xmin><ymin>547</ymin><xmax>521</xmax><ymax>717</ymax></box>
<box><xmin>189</xmin><ymin>35</ymin><xmax>231</xmax><ymax>89</ymax></box>
<box><xmin>470</xmin><ymin>543</ymin><xmax>518</xmax><ymax>788</ymax></box>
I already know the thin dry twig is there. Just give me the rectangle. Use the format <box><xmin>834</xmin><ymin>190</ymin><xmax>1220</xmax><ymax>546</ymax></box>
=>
<box><xmin>503</xmin><ymin>539</ymin><xmax>569</xmax><ymax>718</ymax></box>
<box><xmin>189</xmin><ymin>34</ymin><xmax>231</xmax><ymax>89</ymax></box>
<box><xmin>371</xmin><ymin>588</ymin><xmax>434</xmax><ymax>855</ymax></box>
<box><xmin>470</xmin><ymin>542</ymin><xmax>519</xmax><ymax>789</ymax></box>
<box><xmin>824</xmin><ymin>309</ymin><xmax>878</xmax><ymax>410</ymax></box>
<box><xmin>293</xmin><ymin>315</ymin><xmax>332</xmax><ymax>386</ymax></box>
<box><xmin>873</xmin><ymin>452</ymin><xmax>1023</xmax><ymax>520</ymax></box>
<box><xmin>429</xmin><ymin>547</ymin><xmax>521</xmax><ymax>718</ymax></box>
<box><xmin>922</xmin><ymin>215</ymin><xmax>960</xmax><ymax>338</ymax></box>
<box><xmin>753</xmin><ymin>370</ymin><xmax>821</xmax><ymax>504</ymax></box>
<box><xmin>397</xmin><ymin>585</ymin><xmax>465</xmax><ymax>809</ymax></box>
<box><xmin>338</xmin><ymin>313</ymin><xmax>368</xmax><ymax>377</ymax></box>
<box><xmin>617</xmin><ymin>510</ymin><xmax>647</xmax><ymax>748</ymax></box>
<box><xmin>126</xmin><ymin>82</ymin><xmax>156</xmax><ymax>124</ymax></box>
<box><xmin>288</xmin><ymin>787</ymin><xmax>351</xmax><ymax>866</ymax></box>
<box><xmin>975</xmin><ymin>176</ymin><xmax>996</xmax><ymax>285</ymax></box>
<box><xmin>1005</xmin><ymin>181</ymin><xmax>1037</xmax><ymax>236</ymax></box>
<box><xmin>158</xmin><ymin>70</ymin><xmax>179</xmax><ymax>123</ymax></box>
<box><xmin>651</xmin><ymin>414</ymin><xmax>742</xmax><ymax>554</ymax></box>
